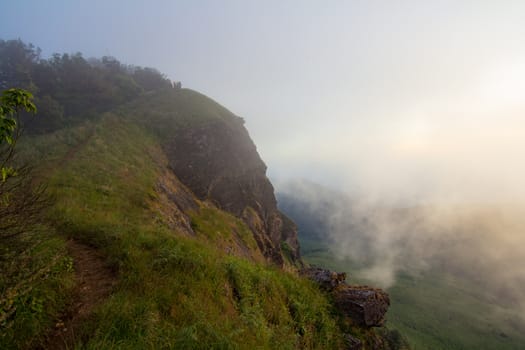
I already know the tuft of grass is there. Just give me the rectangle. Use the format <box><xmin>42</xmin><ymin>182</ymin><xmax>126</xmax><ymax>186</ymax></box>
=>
<box><xmin>190</xmin><ymin>205</ymin><xmax>262</xmax><ymax>259</ymax></box>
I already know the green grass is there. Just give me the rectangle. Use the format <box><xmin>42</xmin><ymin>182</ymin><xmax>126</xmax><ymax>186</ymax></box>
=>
<box><xmin>4</xmin><ymin>88</ymin><xmax>420</xmax><ymax>348</ymax></box>
<box><xmin>190</xmin><ymin>206</ymin><xmax>261</xmax><ymax>255</ymax></box>
<box><xmin>0</xmin><ymin>230</ymin><xmax>75</xmax><ymax>349</ymax></box>
<box><xmin>9</xmin><ymin>112</ymin><xmax>348</xmax><ymax>349</ymax></box>
<box><xmin>117</xmin><ymin>88</ymin><xmax>243</xmax><ymax>142</ymax></box>
<box><xmin>301</xmin><ymin>242</ymin><xmax>525</xmax><ymax>350</ymax></box>
<box><xmin>387</xmin><ymin>271</ymin><xmax>525</xmax><ymax>350</ymax></box>
<box><xmin>0</xmin><ymin>119</ymin><xmax>91</xmax><ymax>349</ymax></box>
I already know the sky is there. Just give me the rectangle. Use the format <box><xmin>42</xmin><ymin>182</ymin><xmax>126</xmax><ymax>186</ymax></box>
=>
<box><xmin>2</xmin><ymin>1</ymin><xmax>525</xmax><ymax>204</ymax></box>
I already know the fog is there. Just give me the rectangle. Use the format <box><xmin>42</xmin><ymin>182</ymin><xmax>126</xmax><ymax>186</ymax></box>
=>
<box><xmin>277</xmin><ymin>179</ymin><xmax>525</xmax><ymax>320</ymax></box>
<box><xmin>4</xmin><ymin>2</ymin><xmax>525</xmax><ymax>203</ymax></box>
<box><xmin>3</xmin><ymin>0</ymin><xmax>525</xmax><ymax>315</ymax></box>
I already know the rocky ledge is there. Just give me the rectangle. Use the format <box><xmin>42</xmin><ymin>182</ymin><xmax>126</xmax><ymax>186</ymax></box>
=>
<box><xmin>302</xmin><ymin>267</ymin><xmax>390</xmax><ymax>327</ymax></box>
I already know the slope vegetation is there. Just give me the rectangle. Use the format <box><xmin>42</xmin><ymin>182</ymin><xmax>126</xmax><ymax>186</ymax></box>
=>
<box><xmin>0</xmin><ymin>40</ymin><xmax>397</xmax><ymax>349</ymax></box>
<box><xmin>4</xmin><ymin>96</ymin><xmax>345</xmax><ymax>349</ymax></box>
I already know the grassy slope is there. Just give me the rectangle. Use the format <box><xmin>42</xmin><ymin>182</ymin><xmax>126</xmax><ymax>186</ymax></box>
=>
<box><xmin>5</xmin><ymin>90</ymin><xmax>349</xmax><ymax>348</ymax></box>
<box><xmin>0</xmin><ymin>233</ymin><xmax>74</xmax><ymax>349</ymax></box>
<box><xmin>301</xmin><ymin>239</ymin><xmax>525</xmax><ymax>350</ymax></box>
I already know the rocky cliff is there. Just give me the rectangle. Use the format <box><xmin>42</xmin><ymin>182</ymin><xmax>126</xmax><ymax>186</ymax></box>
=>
<box><xmin>0</xmin><ymin>38</ymin><xmax>400</xmax><ymax>348</ymax></box>
<box><xmin>133</xmin><ymin>89</ymin><xmax>395</xmax><ymax>347</ymax></box>
<box><xmin>163</xmin><ymin>110</ymin><xmax>300</xmax><ymax>266</ymax></box>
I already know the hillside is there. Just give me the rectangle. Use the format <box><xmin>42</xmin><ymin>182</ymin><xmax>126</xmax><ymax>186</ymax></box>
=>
<box><xmin>0</xmin><ymin>39</ymin><xmax>403</xmax><ymax>349</ymax></box>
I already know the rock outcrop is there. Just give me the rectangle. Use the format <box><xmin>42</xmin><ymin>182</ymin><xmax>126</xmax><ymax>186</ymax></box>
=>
<box><xmin>334</xmin><ymin>285</ymin><xmax>390</xmax><ymax>327</ymax></box>
<box><xmin>302</xmin><ymin>266</ymin><xmax>347</xmax><ymax>290</ymax></box>
<box><xmin>302</xmin><ymin>267</ymin><xmax>390</xmax><ymax>327</ymax></box>
<box><xmin>164</xmin><ymin>115</ymin><xmax>300</xmax><ymax>266</ymax></box>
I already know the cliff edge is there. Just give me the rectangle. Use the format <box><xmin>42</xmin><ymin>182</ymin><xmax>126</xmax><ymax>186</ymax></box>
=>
<box><xmin>161</xmin><ymin>93</ymin><xmax>300</xmax><ymax>266</ymax></box>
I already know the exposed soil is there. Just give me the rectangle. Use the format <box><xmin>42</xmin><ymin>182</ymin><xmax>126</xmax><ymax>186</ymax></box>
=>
<box><xmin>41</xmin><ymin>240</ymin><xmax>116</xmax><ymax>349</ymax></box>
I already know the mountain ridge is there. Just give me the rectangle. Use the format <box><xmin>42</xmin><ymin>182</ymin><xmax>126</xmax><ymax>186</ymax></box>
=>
<box><xmin>0</xmin><ymin>39</ymin><xmax>400</xmax><ymax>349</ymax></box>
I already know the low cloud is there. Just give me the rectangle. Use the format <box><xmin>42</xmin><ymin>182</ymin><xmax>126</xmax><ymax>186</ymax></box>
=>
<box><xmin>277</xmin><ymin>179</ymin><xmax>525</xmax><ymax>316</ymax></box>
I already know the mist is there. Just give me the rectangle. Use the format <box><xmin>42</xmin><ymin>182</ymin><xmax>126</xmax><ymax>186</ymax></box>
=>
<box><xmin>4</xmin><ymin>2</ymin><xmax>525</xmax><ymax>202</ymax></box>
<box><xmin>3</xmin><ymin>0</ymin><xmax>525</xmax><ymax>318</ymax></box>
<box><xmin>3</xmin><ymin>1</ymin><xmax>525</xmax><ymax>348</ymax></box>
<box><xmin>277</xmin><ymin>179</ymin><xmax>525</xmax><ymax>323</ymax></box>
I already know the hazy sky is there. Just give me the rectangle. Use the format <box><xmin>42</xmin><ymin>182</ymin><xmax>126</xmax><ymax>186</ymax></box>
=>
<box><xmin>3</xmin><ymin>1</ymin><xmax>525</xmax><ymax>203</ymax></box>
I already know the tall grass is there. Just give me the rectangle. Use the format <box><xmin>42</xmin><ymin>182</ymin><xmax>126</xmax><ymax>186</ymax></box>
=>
<box><xmin>0</xmin><ymin>230</ymin><xmax>75</xmax><ymax>349</ymax></box>
<box><xmin>15</xmin><ymin>112</ymin><xmax>346</xmax><ymax>349</ymax></box>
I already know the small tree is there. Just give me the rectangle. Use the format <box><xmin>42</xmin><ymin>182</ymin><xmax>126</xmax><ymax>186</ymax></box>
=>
<box><xmin>0</xmin><ymin>88</ymin><xmax>47</xmax><ymax>242</ymax></box>
<box><xmin>0</xmin><ymin>88</ymin><xmax>37</xmax><ymax>181</ymax></box>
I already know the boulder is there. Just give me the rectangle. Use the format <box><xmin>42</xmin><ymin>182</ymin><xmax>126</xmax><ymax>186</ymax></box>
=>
<box><xmin>302</xmin><ymin>267</ymin><xmax>389</xmax><ymax>327</ymax></box>
<box><xmin>333</xmin><ymin>285</ymin><xmax>390</xmax><ymax>327</ymax></box>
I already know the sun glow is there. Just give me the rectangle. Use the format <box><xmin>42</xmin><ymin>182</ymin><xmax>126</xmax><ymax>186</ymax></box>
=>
<box><xmin>393</xmin><ymin>117</ymin><xmax>433</xmax><ymax>155</ymax></box>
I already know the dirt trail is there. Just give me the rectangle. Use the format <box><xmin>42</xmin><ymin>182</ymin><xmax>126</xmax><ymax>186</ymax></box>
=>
<box><xmin>59</xmin><ymin>128</ymin><xmax>95</xmax><ymax>166</ymax></box>
<box><xmin>37</xmin><ymin>128</ymin><xmax>95</xmax><ymax>180</ymax></box>
<box><xmin>42</xmin><ymin>240</ymin><xmax>116</xmax><ymax>349</ymax></box>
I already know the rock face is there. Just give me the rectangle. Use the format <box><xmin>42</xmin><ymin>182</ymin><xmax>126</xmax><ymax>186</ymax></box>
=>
<box><xmin>154</xmin><ymin>168</ymin><xmax>199</xmax><ymax>236</ymax></box>
<box><xmin>164</xmin><ymin>117</ymin><xmax>300</xmax><ymax>266</ymax></box>
<box><xmin>302</xmin><ymin>267</ymin><xmax>390</xmax><ymax>327</ymax></box>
